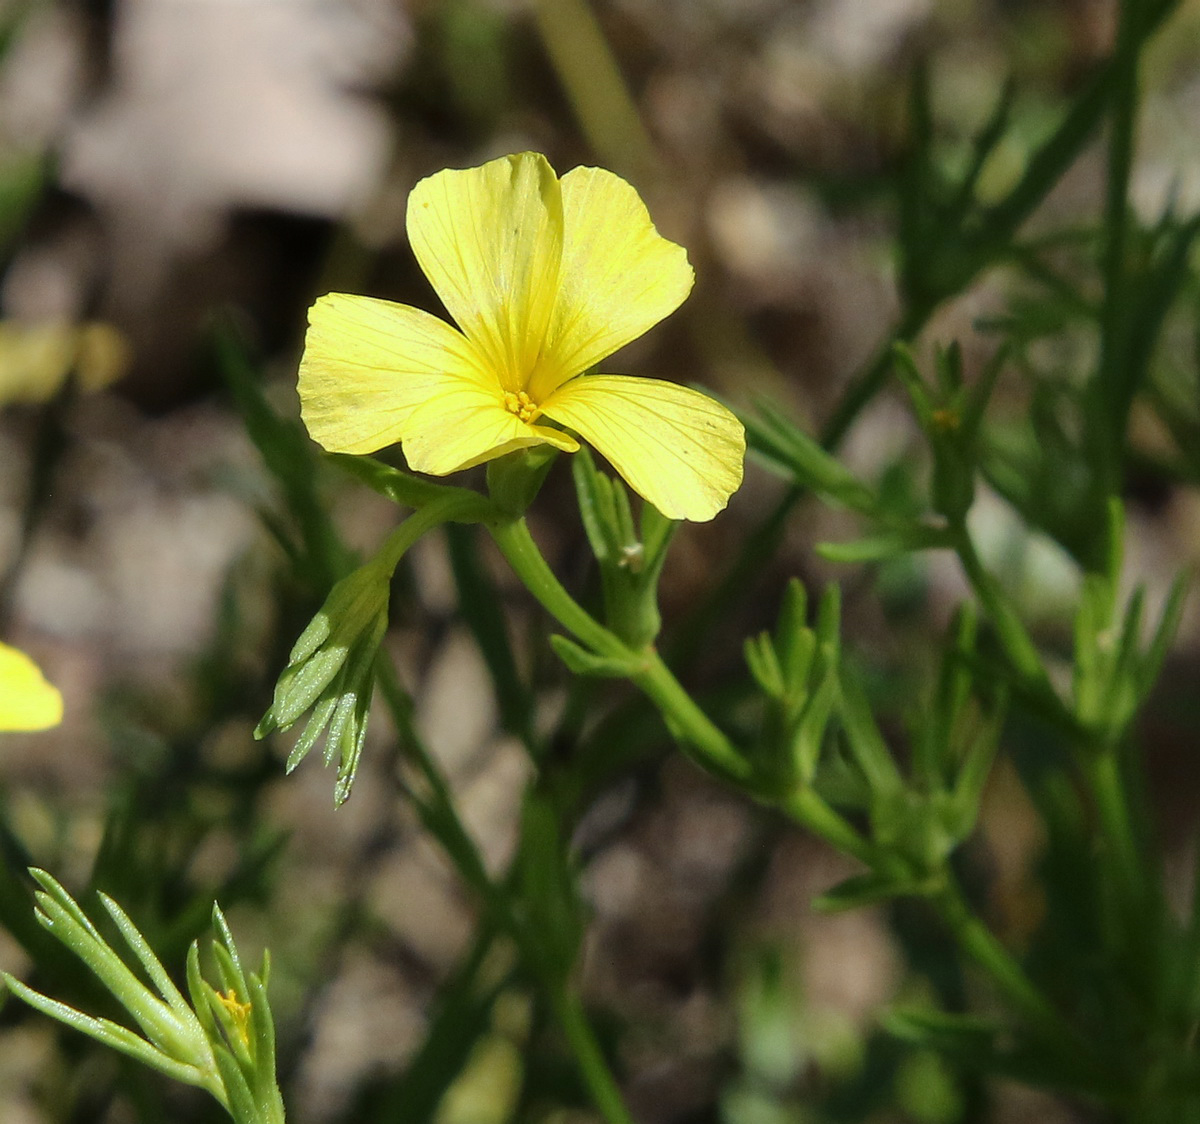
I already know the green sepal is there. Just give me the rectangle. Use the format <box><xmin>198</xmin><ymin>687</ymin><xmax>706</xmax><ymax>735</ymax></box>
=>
<box><xmin>893</xmin><ymin>341</ymin><xmax>1006</xmax><ymax>522</ymax></box>
<box><xmin>871</xmin><ymin>786</ymin><xmax>968</xmax><ymax>873</ymax></box>
<box><xmin>486</xmin><ymin>445</ymin><xmax>560</xmax><ymax>515</ymax></box>
<box><xmin>256</xmin><ymin>552</ymin><xmax>392</xmax><ymax>803</ymax></box>
<box><xmin>570</xmin><ymin>448</ymin><xmax>676</xmax><ymax>648</ymax></box>
<box><xmin>258</xmin><ymin>559</ymin><xmax>391</xmax><ymax>737</ymax></box>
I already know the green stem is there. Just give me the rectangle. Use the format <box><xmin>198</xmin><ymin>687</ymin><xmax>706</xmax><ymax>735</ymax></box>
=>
<box><xmin>375</xmin><ymin>491</ymin><xmax>494</xmax><ymax>572</ymax></box>
<box><xmin>631</xmin><ymin>651</ymin><xmax>751</xmax><ymax>783</ymax></box>
<box><xmin>488</xmin><ymin>517</ymin><xmax>751</xmax><ymax>782</ymax></box>
<box><xmin>375</xmin><ymin>660</ymin><xmax>636</xmax><ymax>1124</ymax></box>
<box><xmin>1094</xmin><ymin>0</ymin><xmax>1144</xmax><ymax>493</ymax></box>
<box><xmin>777</xmin><ymin>788</ymin><xmax>875</xmax><ymax>866</ymax></box>
<box><xmin>951</xmin><ymin>523</ymin><xmax>1049</xmax><ymax>688</ymax></box>
<box><xmin>931</xmin><ymin>877</ymin><xmax>1083</xmax><ymax>1053</ymax></box>
<box><xmin>488</xmin><ymin>516</ymin><xmax>623</xmax><ymax>657</ymax></box>
<box><xmin>550</xmin><ymin>988</ymin><xmax>636</xmax><ymax>1124</ymax></box>
<box><xmin>1084</xmin><ymin>747</ymin><xmax>1147</xmax><ymax>915</ymax></box>
<box><xmin>531</xmin><ymin>0</ymin><xmax>658</xmax><ymax>182</ymax></box>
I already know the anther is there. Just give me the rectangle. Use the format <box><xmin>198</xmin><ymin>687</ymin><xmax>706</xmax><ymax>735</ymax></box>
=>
<box><xmin>503</xmin><ymin>390</ymin><xmax>539</xmax><ymax>423</ymax></box>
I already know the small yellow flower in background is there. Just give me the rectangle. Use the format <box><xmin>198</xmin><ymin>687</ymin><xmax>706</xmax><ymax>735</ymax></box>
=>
<box><xmin>299</xmin><ymin>151</ymin><xmax>744</xmax><ymax>521</ymax></box>
<box><xmin>0</xmin><ymin>321</ymin><xmax>129</xmax><ymax>405</ymax></box>
<box><xmin>0</xmin><ymin>641</ymin><xmax>62</xmax><ymax>731</ymax></box>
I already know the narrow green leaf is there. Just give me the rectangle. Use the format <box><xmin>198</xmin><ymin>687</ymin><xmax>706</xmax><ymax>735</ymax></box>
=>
<box><xmin>741</xmin><ymin>401</ymin><xmax>876</xmax><ymax>512</ymax></box>
<box><xmin>1141</xmin><ymin>570</ymin><xmax>1189</xmax><ymax>697</ymax></box>
<box><xmin>745</xmin><ymin>632</ymin><xmax>784</xmax><ymax>699</ymax></box>
<box><xmin>949</xmin><ymin>702</ymin><xmax>1004</xmax><ymax>833</ymax></box>
<box><xmin>3</xmin><ymin>976</ymin><xmax>210</xmax><ymax>1089</ymax></box>
<box><xmin>838</xmin><ymin>671</ymin><xmax>904</xmax><ymax>797</ymax></box>
<box><xmin>946</xmin><ymin>75</ymin><xmax>1016</xmax><ymax>220</ymax></box>
<box><xmin>793</xmin><ymin>667</ymin><xmax>838</xmax><ymax>784</ymax></box>
<box><xmin>99</xmin><ymin>893</ymin><xmax>193</xmax><ymax>1019</ymax></box>
<box><xmin>549</xmin><ymin>634</ymin><xmax>636</xmax><ymax>678</ymax></box>
<box><xmin>818</xmin><ymin>523</ymin><xmax>952</xmax><ymax>563</ymax></box>
<box><xmin>327</xmin><ymin>451</ymin><xmax>463</xmax><ymax>510</ymax></box>
<box><xmin>812</xmin><ymin>872</ymin><xmax>910</xmax><ymax>912</ymax></box>
<box><xmin>815</xmin><ymin>583</ymin><xmax>842</xmax><ymax>653</ymax></box>
<box><xmin>892</xmin><ymin>342</ymin><xmax>934</xmax><ymax>428</ymax></box>
<box><xmin>883</xmin><ymin>1006</ymin><xmax>999</xmax><ymax>1052</ymax></box>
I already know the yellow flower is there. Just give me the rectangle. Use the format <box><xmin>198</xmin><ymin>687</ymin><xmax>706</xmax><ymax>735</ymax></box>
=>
<box><xmin>298</xmin><ymin>152</ymin><xmax>744</xmax><ymax>521</ymax></box>
<box><xmin>0</xmin><ymin>642</ymin><xmax>63</xmax><ymax>731</ymax></box>
<box><xmin>216</xmin><ymin>988</ymin><xmax>253</xmax><ymax>1047</ymax></box>
<box><xmin>0</xmin><ymin>321</ymin><xmax>129</xmax><ymax>405</ymax></box>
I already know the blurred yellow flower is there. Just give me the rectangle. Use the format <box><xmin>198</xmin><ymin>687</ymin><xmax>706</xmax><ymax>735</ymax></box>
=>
<box><xmin>0</xmin><ymin>321</ymin><xmax>129</xmax><ymax>405</ymax></box>
<box><xmin>0</xmin><ymin>642</ymin><xmax>62</xmax><ymax>731</ymax></box>
<box><xmin>298</xmin><ymin>152</ymin><xmax>744</xmax><ymax>521</ymax></box>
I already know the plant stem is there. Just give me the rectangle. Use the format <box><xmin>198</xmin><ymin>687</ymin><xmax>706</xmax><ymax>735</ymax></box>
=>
<box><xmin>630</xmin><ymin>650</ymin><xmax>751</xmax><ymax>782</ymax></box>
<box><xmin>931</xmin><ymin>877</ymin><xmax>1082</xmax><ymax>1052</ymax></box>
<box><xmin>551</xmin><ymin>987</ymin><xmax>637</xmax><ymax>1124</ymax></box>
<box><xmin>778</xmin><ymin>788</ymin><xmax>875</xmax><ymax>866</ymax></box>
<box><xmin>374</xmin><ymin>661</ymin><xmax>637</xmax><ymax>1124</ymax></box>
<box><xmin>374</xmin><ymin>491</ymin><xmax>494</xmax><ymax>572</ymax></box>
<box><xmin>489</xmin><ymin>517</ymin><xmax>751</xmax><ymax>782</ymax></box>
<box><xmin>488</xmin><ymin>516</ymin><xmax>623</xmax><ymax>658</ymax></box>
<box><xmin>1093</xmin><ymin>0</ymin><xmax>1145</xmax><ymax>494</ymax></box>
<box><xmin>531</xmin><ymin>0</ymin><xmax>658</xmax><ymax>183</ymax></box>
<box><xmin>951</xmin><ymin>524</ymin><xmax>1046</xmax><ymax>685</ymax></box>
<box><xmin>1084</xmin><ymin>747</ymin><xmax>1150</xmax><ymax>921</ymax></box>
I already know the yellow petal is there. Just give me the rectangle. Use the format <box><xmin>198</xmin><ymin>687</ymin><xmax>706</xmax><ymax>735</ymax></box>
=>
<box><xmin>541</xmin><ymin>376</ymin><xmax>744</xmax><ymax>521</ymax></box>
<box><xmin>528</xmin><ymin>167</ymin><xmax>694</xmax><ymax>401</ymax></box>
<box><xmin>75</xmin><ymin>323</ymin><xmax>131</xmax><ymax>393</ymax></box>
<box><xmin>0</xmin><ymin>642</ymin><xmax>63</xmax><ymax>732</ymax></box>
<box><xmin>407</xmin><ymin>152</ymin><xmax>562</xmax><ymax>393</ymax></box>
<box><xmin>402</xmin><ymin>381</ymin><xmax>579</xmax><ymax>476</ymax></box>
<box><xmin>298</xmin><ymin>293</ymin><xmax>488</xmax><ymax>455</ymax></box>
<box><xmin>0</xmin><ymin>322</ymin><xmax>77</xmax><ymax>404</ymax></box>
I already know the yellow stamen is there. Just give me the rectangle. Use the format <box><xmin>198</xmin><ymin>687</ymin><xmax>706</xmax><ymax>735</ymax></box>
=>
<box><xmin>217</xmin><ymin>989</ymin><xmax>252</xmax><ymax>1046</ymax></box>
<box><xmin>503</xmin><ymin>389</ymin><xmax>540</xmax><ymax>423</ymax></box>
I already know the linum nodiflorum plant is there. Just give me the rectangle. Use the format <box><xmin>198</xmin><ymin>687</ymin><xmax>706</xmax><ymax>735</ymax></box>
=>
<box><xmin>6</xmin><ymin>2</ymin><xmax>1200</xmax><ymax>1122</ymax></box>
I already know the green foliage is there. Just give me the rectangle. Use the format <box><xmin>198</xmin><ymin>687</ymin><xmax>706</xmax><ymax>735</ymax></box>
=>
<box><xmin>2</xmin><ymin>871</ymin><xmax>284</xmax><ymax>1124</ymax></box>
<box><xmin>254</xmin><ymin>556</ymin><xmax>390</xmax><ymax>805</ymax></box>
<box><xmin>570</xmin><ymin>447</ymin><xmax>677</xmax><ymax>649</ymax></box>
<box><xmin>11</xmin><ymin>2</ymin><xmax>1200</xmax><ymax>1122</ymax></box>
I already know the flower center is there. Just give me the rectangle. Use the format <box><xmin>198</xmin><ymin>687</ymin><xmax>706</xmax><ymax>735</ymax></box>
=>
<box><xmin>216</xmin><ymin>988</ymin><xmax>253</xmax><ymax>1046</ymax></box>
<box><xmin>503</xmin><ymin>389</ymin><xmax>539</xmax><ymax>423</ymax></box>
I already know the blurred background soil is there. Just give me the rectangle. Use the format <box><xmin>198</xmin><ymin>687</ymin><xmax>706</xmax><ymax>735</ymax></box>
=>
<box><xmin>1</xmin><ymin>1</ymin><xmax>1199</xmax><ymax>1121</ymax></box>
